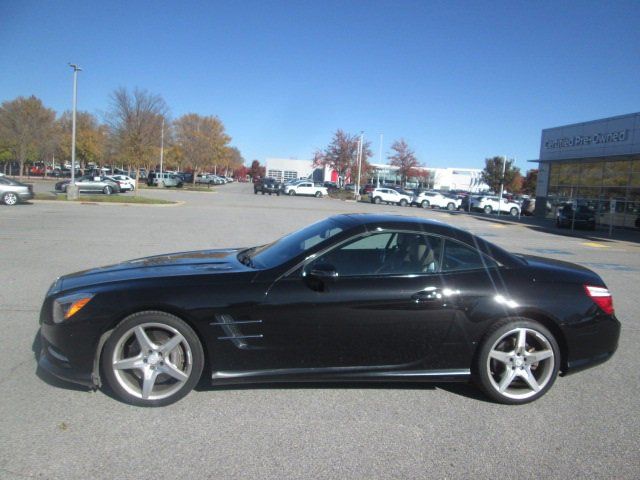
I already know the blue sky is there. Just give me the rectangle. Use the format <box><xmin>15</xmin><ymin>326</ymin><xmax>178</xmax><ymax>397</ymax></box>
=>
<box><xmin>1</xmin><ymin>0</ymin><xmax>639</xmax><ymax>170</ymax></box>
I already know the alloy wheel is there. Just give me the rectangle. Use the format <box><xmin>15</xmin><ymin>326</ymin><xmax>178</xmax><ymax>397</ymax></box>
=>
<box><xmin>3</xmin><ymin>192</ymin><xmax>18</xmax><ymax>205</ymax></box>
<box><xmin>485</xmin><ymin>327</ymin><xmax>556</xmax><ymax>401</ymax></box>
<box><xmin>111</xmin><ymin>322</ymin><xmax>193</xmax><ymax>401</ymax></box>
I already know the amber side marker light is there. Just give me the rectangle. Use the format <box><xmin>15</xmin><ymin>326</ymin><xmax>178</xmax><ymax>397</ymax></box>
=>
<box><xmin>52</xmin><ymin>293</ymin><xmax>95</xmax><ymax>323</ymax></box>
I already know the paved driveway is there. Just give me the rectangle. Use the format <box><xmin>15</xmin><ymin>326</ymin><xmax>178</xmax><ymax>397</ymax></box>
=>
<box><xmin>1</xmin><ymin>182</ymin><xmax>638</xmax><ymax>479</ymax></box>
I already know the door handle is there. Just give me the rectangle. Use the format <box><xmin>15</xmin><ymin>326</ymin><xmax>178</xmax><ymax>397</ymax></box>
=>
<box><xmin>411</xmin><ymin>289</ymin><xmax>443</xmax><ymax>303</ymax></box>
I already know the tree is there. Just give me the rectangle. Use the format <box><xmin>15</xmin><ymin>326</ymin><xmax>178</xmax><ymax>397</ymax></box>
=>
<box><xmin>248</xmin><ymin>159</ymin><xmax>265</xmax><ymax>179</ymax></box>
<box><xmin>0</xmin><ymin>96</ymin><xmax>57</xmax><ymax>178</ymax></box>
<box><xmin>388</xmin><ymin>139</ymin><xmax>419</xmax><ymax>186</ymax></box>
<box><xmin>57</xmin><ymin>111</ymin><xmax>107</xmax><ymax>167</ymax></box>
<box><xmin>173</xmin><ymin>113</ymin><xmax>231</xmax><ymax>184</ymax></box>
<box><xmin>480</xmin><ymin>156</ymin><xmax>521</xmax><ymax>193</ymax></box>
<box><xmin>313</xmin><ymin>130</ymin><xmax>372</xmax><ymax>186</ymax></box>
<box><xmin>521</xmin><ymin>169</ymin><xmax>538</xmax><ymax>195</ymax></box>
<box><xmin>106</xmin><ymin>87</ymin><xmax>168</xmax><ymax>181</ymax></box>
<box><xmin>221</xmin><ymin>146</ymin><xmax>244</xmax><ymax>176</ymax></box>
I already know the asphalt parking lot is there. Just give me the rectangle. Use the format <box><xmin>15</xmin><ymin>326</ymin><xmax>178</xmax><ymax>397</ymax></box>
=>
<box><xmin>1</xmin><ymin>181</ymin><xmax>639</xmax><ymax>479</ymax></box>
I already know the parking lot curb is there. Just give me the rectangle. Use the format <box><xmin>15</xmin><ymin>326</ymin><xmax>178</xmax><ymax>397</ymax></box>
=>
<box><xmin>30</xmin><ymin>199</ymin><xmax>185</xmax><ymax>207</ymax></box>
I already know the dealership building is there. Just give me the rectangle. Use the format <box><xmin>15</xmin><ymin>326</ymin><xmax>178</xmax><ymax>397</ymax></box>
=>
<box><xmin>265</xmin><ymin>157</ymin><xmax>486</xmax><ymax>192</ymax></box>
<box><xmin>534</xmin><ymin>112</ymin><xmax>640</xmax><ymax>228</ymax></box>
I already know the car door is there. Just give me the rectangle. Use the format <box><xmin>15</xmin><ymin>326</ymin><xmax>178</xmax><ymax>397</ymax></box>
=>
<box><xmin>245</xmin><ymin>230</ymin><xmax>469</xmax><ymax>371</ymax></box>
<box><xmin>298</xmin><ymin>182</ymin><xmax>313</xmax><ymax>195</ymax></box>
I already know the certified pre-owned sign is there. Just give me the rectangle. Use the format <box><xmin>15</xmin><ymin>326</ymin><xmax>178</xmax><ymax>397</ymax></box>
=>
<box><xmin>545</xmin><ymin>130</ymin><xmax>628</xmax><ymax>149</ymax></box>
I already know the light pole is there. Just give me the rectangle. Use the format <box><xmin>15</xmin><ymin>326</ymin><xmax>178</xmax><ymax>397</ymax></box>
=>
<box><xmin>67</xmin><ymin>63</ymin><xmax>82</xmax><ymax>200</ymax></box>
<box><xmin>159</xmin><ymin>117</ymin><xmax>165</xmax><ymax>187</ymax></box>
<box><xmin>497</xmin><ymin>156</ymin><xmax>507</xmax><ymax>216</ymax></box>
<box><xmin>355</xmin><ymin>132</ymin><xmax>364</xmax><ymax>200</ymax></box>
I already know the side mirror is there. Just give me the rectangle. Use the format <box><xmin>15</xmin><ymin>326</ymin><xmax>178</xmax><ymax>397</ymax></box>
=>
<box><xmin>307</xmin><ymin>263</ymin><xmax>338</xmax><ymax>280</ymax></box>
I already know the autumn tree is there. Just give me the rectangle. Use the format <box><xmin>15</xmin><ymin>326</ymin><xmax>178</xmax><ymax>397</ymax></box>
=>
<box><xmin>57</xmin><ymin>111</ymin><xmax>107</xmax><ymax>168</ymax></box>
<box><xmin>0</xmin><ymin>96</ymin><xmax>57</xmax><ymax>178</ymax></box>
<box><xmin>313</xmin><ymin>130</ymin><xmax>372</xmax><ymax>186</ymax></box>
<box><xmin>106</xmin><ymin>87</ymin><xmax>168</xmax><ymax>179</ymax></box>
<box><xmin>481</xmin><ymin>156</ymin><xmax>521</xmax><ymax>193</ymax></box>
<box><xmin>521</xmin><ymin>169</ymin><xmax>538</xmax><ymax>195</ymax></box>
<box><xmin>248</xmin><ymin>159</ymin><xmax>265</xmax><ymax>179</ymax></box>
<box><xmin>173</xmin><ymin>113</ymin><xmax>231</xmax><ymax>184</ymax></box>
<box><xmin>221</xmin><ymin>146</ymin><xmax>244</xmax><ymax>176</ymax></box>
<box><xmin>388</xmin><ymin>139</ymin><xmax>419</xmax><ymax>186</ymax></box>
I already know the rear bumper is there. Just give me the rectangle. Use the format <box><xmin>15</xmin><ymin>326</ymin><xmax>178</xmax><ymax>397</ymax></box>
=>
<box><xmin>562</xmin><ymin>314</ymin><xmax>620</xmax><ymax>375</ymax></box>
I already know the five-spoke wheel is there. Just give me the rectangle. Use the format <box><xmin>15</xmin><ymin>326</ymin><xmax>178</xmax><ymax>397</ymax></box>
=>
<box><xmin>475</xmin><ymin>319</ymin><xmax>559</xmax><ymax>404</ymax></box>
<box><xmin>102</xmin><ymin>311</ymin><xmax>204</xmax><ymax>406</ymax></box>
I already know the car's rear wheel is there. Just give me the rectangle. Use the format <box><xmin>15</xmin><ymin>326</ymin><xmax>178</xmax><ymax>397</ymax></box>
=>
<box><xmin>2</xmin><ymin>192</ymin><xmax>18</xmax><ymax>206</ymax></box>
<box><xmin>102</xmin><ymin>311</ymin><xmax>204</xmax><ymax>407</ymax></box>
<box><xmin>510</xmin><ymin>207</ymin><xmax>519</xmax><ymax>216</ymax></box>
<box><xmin>474</xmin><ymin>319</ymin><xmax>560</xmax><ymax>405</ymax></box>
<box><xmin>315</xmin><ymin>191</ymin><xmax>322</xmax><ymax>198</ymax></box>
<box><xmin>421</xmin><ymin>200</ymin><xmax>430</xmax><ymax>209</ymax></box>
<box><xmin>483</xmin><ymin>205</ymin><xmax>493</xmax><ymax>214</ymax></box>
<box><xmin>374</xmin><ymin>196</ymin><xmax>382</xmax><ymax>204</ymax></box>
<box><xmin>103</xmin><ymin>186</ymin><xmax>113</xmax><ymax>195</ymax></box>
<box><xmin>399</xmin><ymin>199</ymin><xmax>408</xmax><ymax>207</ymax></box>
<box><xmin>447</xmin><ymin>202</ymin><xmax>455</xmax><ymax>211</ymax></box>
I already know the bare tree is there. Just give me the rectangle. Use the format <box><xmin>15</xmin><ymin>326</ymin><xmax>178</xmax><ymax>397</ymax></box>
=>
<box><xmin>388</xmin><ymin>139</ymin><xmax>418</xmax><ymax>187</ymax></box>
<box><xmin>173</xmin><ymin>114</ymin><xmax>231</xmax><ymax>184</ymax></box>
<box><xmin>106</xmin><ymin>87</ymin><xmax>168</xmax><ymax>184</ymax></box>
<box><xmin>0</xmin><ymin>96</ymin><xmax>56</xmax><ymax>178</ymax></box>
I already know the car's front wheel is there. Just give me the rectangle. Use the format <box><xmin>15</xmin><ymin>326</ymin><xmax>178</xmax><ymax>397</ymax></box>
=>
<box><xmin>315</xmin><ymin>191</ymin><xmax>322</xmax><ymax>198</ymax></box>
<box><xmin>288</xmin><ymin>190</ymin><xmax>296</xmax><ymax>196</ymax></box>
<box><xmin>483</xmin><ymin>205</ymin><xmax>493</xmax><ymax>214</ymax></box>
<box><xmin>510</xmin><ymin>207</ymin><xmax>519</xmax><ymax>216</ymax></box>
<box><xmin>474</xmin><ymin>319</ymin><xmax>560</xmax><ymax>405</ymax></box>
<box><xmin>421</xmin><ymin>200</ymin><xmax>430</xmax><ymax>209</ymax></box>
<box><xmin>373</xmin><ymin>196</ymin><xmax>382</xmax><ymax>204</ymax></box>
<box><xmin>2</xmin><ymin>192</ymin><xmax>18</xmax><ymax>206</ymax></box>
<box><xmin>101</xmin><ymin>311</ymin><xmax>204</xmax><ymax>407</ymax></box>
<box><xmin>447</xmin><ymin>202</ymin><xmax>455</xmax><ymax>211</ymax></box>
<box><xmin>399</xmin><ymin>199</ymin><xmax>408</xmax><ymax>207</ymax></box>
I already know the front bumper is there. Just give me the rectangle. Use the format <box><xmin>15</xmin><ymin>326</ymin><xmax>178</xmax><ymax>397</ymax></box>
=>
<box><xmin>37</xmin><ymin>330</ymin><xmax>95</xmax><ymax>387</ymax></box>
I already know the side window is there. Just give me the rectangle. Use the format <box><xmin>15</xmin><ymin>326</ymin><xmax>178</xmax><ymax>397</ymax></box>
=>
<box><xmin>441</xmin><ymin>240</ymin><xmax>498</xmax><ymax>272</ymax></box>
<box><xmin>308</xmin><ymin>232</ymin><xmax>443</xmax><ymax>277</ymax></box>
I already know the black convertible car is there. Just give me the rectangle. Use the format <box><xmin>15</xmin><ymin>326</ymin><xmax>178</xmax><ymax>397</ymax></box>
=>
<box><xmin>38</xmin><ymin>214</ymin><xmax>620</xmax><ymax>406</ymax></box>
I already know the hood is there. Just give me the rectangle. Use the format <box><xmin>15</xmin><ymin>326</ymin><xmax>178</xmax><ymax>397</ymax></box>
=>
<box><xmin>55</xmin><ymin>248</ymin><xmax>253</xmax><ymax>293</ymax></box>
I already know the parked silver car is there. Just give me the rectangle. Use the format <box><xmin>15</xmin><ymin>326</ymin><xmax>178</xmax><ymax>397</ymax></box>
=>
<box><xmin>55</xmin><ymin>175</ymin><xmax>121</xmax><ymax>195</ymax></box>
<box><xmin>0</xmin><ymin>176</ymin><xmax>34</xmax><ymax>205</ymax></box>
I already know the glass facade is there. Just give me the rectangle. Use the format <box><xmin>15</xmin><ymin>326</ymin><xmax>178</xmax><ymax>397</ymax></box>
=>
<box><xmin>545</xmin><ymin>156</ymin><xmax>640</xmax><ymax>228</ymax></box>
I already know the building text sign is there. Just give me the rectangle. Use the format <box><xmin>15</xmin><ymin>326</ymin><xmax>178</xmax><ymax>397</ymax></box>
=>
<box><xmin>544</xmin><ymin>130</ymin><xmax>628</xmax><ymax>149</ymax></box>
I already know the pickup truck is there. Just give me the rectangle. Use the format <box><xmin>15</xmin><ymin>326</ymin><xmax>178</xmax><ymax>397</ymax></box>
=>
<box><xmin>284</xmin><ymin>181</ymin><xmax>328</xmax><ymax>197</ymax></box>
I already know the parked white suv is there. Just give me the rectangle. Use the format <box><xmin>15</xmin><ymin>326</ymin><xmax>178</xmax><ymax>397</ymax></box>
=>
<box><xmin>414</xmin><ymin>191</ymin><xmax>461</xmax><ymax>210</ymax></box>
<box><xmin>284</xmin><ymin>181</ymin><xmax>328</xmax><ymax>197</ymax></box>
<box><xmin>370</xmin><ymin>188</ymin><xmax>412</xmax><ymax>206</ymax></box>
<box><xmin>471</xmin><ymin>195</ymin><xmax>520</xmax><ymax>215</ymax></box>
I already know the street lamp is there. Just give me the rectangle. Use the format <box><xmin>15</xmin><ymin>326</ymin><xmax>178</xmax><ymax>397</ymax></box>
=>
<box><xmin>67</xmin><ymin>63</ymin><xmax>82</xmax><ymax>200</ymax></box>
<box><xmin>355</xmin><ymin>131</ymin><xmax>364</xmax><ymax>200</ymax></box>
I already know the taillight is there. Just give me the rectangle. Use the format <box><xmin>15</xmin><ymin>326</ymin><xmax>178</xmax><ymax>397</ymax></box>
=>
<box><xmin>584</xmin><ymin>285</ymin><xmax>614</xmax><ymax>315</ymax></box>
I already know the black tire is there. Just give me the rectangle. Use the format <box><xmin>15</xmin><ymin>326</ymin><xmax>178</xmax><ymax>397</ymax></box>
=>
<box><xmin>421</xmin><ymin>200</ymin><xmax>430</xmax><ymax>209</ymax></box>
<box><xmin>509</xmin><ymin>207</ymin><xmax>518</xmax><ymax>216</ymax></box>
<box><xmin>447</xmin><ymin>202</ymin><xmax>455</xmax><ymax>211</ymax></box>
<box><xmin>101</xmin><ymin>311</ymin><xmax>204</xmax><ymax>407</ymax></box>
<box><xmin>373</xmin><ymin>196</ymin><xmax>381</xmax><ymax>204</ymax></box>
<box><xmin>2</xmin><ymin>192</ymin><xmax>19</xmax><ymax>206</ymax></box>
<box><xmin>315</xmin><ymin>191</ymin><xmax>322</xmax><ymax>198</ymax></box>
<box><xmin>399</xmin><ymin>199</ymin><xmax>408</xmax><ymax>207</ymax></box>
<box><xmin>288</xmin><ymin>190</ymin><xmax>296</xmax><ymax>196</ymax></box>
<box><xmin>103</xmin><ymin>186</ymin><xmax>113</xmax><ymax>195</ymax></box>
<box><xmin>473</xmin><ymin>318</ymin><xmax>560</xmax><ymax>405</ymax></box>
<box><xmin>483</xmin><ymin>205</ymin><xmax>492</xmax><ymax>214</ymax></box>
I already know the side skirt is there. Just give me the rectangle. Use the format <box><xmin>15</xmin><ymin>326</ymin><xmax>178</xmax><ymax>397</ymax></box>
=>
<box><xmin>211</xmin><ymin>367</ymin><xmax>471</xmax><ymax>385</ymax></box>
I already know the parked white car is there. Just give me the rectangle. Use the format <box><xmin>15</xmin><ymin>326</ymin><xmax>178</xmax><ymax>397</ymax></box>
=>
<box><xmin>471</xmin><ymin>195</ymin><xmax>520</xmax><ymax>215</ymax></box>
<box><xmin>111</xmin><ymin>175</ymin><xmax>136</xmax><ymax>191</ymax></box>
<box><xmin>370</xmin><ymin>188</ymin><xmax>412</xmax><ymax>206</ymax></box>
<box><xmin>414</xmin><ymin>191</ymin><xmax>461</xmax><ymax>210</ymax></box>
<box><xmin>284</xmin><ymin>181</ymin><xmax>328</xmax><ymax>197</ymax></box>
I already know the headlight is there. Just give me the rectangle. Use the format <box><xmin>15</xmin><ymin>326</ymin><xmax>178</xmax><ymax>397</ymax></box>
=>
<box><xmin>52</xmin><ymin>293</ymin><xmax>94</xmax><ymax>323</ymax></box>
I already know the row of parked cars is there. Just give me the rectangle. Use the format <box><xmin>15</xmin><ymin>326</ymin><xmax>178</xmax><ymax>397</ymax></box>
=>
<box><xmin>253</xmin><ymin>178</ymin><xmax>328</xmax><ymax>197</ymax></box>
<box><xmin>55</xmin><ymin>174</ymin><xmax>137</xmax><ymax>194</ymax></box>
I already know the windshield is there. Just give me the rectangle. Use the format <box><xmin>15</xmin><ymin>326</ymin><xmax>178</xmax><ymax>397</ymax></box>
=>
<box><xmin>245</xmin><ymin>218</ymin><xmax>345</xmax><ymax>269</ymax></box>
